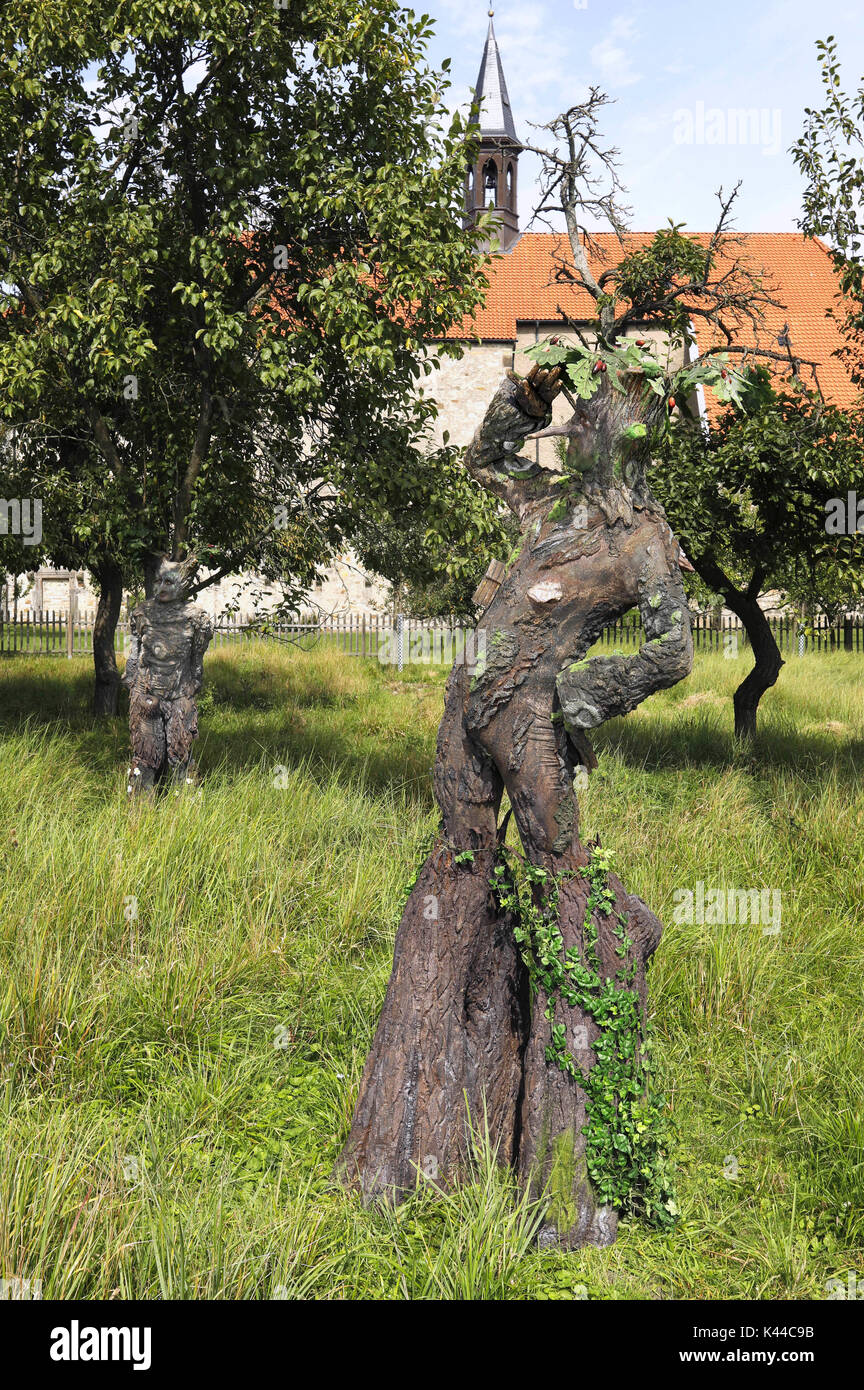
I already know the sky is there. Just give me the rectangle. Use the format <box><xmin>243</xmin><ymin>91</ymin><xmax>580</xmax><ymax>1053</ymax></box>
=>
<box><xmin>418</xmin><ymin>0</ymin><xmax>864</xmax><ymax>235</ymax></box>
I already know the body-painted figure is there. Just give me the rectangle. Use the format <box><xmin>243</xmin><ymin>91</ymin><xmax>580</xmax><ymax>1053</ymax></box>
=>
<box><xmin>339</xmin><ymin>362</ymin><xmax>693</xmax><ymax>1247</ymax></box>
<box><xmin>122</xmin><ymin>556</ymin><xmax>213</xmax><ymax>794</ymax></box>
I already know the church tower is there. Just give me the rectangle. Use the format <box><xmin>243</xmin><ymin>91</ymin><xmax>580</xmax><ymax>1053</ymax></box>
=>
<box><xmin>463</xmin><ymin>11</ymin><xmax>521</xmax><ymax>252</ymax></box>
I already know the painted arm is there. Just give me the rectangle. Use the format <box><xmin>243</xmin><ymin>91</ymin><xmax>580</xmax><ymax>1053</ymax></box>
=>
<box><xmin>556</xmin><ymin>540</ymin><xmax>694</xmax><ymax>732</ymax></box>
<box><xmin>464</xmin><ymin>364</ymin><xmax>563</xmax><ymax>516</ymax></box>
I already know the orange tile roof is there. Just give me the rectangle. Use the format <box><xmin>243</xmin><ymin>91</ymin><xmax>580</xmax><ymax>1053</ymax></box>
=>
<box><xmin>451</xmin><ymin>231</ymin><xmax>857</xmax><ymax>410</ymax></box>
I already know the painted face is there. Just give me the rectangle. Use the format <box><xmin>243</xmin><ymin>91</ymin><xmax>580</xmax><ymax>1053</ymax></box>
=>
<box><xmin>152</xmin><ymin>559</ymin><xmax>196</xmax><ymax>603</ymax></box>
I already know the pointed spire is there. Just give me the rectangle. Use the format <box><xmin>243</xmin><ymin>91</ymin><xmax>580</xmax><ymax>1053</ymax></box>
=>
<box><xmin>473</xmin><ymin>13</ymin><xmax>519</xmax><ymax>143</ymax></box>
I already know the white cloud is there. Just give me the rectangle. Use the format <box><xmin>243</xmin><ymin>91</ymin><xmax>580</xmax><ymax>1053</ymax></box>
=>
<box><xmin>589</xmin><ymin>15</ymin><xmax>641</xmax><ymax>88</ymax></box>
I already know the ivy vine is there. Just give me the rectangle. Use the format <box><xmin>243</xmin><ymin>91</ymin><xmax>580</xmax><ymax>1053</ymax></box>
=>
<box><xmin>492</xmin><ymin>843</ymin><xmax>679</xmax><ymax>1230</ymax></box>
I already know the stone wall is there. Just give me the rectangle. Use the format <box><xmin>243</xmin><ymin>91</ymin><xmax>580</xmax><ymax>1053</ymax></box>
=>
<box><xmin>297</xmin><ymin>552</ymin><xmax>390</xmax><ymax>617</ymax></box>
<box><xmin>426</xmin><ymin>340</ymin><xmax>516</xmax><ymax>448</ymax></box>
<box><xmin>6</xmin><ymin>553</ymin><xmax>390</xmax><ymax>623</ymax></box>
<box><xmin>4</xmin><ymin>569</ymin><xmax>98</xmax><ymax>618</ymax></box>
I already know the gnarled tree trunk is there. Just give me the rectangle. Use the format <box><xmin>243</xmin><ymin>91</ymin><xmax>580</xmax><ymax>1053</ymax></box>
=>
<box><xmin>693</xmin><ymin>555</ymin><xmax>784</xmax><ymax>740</ymax></box>
<box><xmin>92</xmin><ymin>561</ymin><xmax>124</xmax><ymax>717</ymax></box>
<box><xmin>338</xmin><ymin>363</ymin><xmax>694</xmax><ymax>1246</ymax></box>
<box><xmin>731</xmin><ymin>599</ymin><xmax>784</xmax><ymax>741</ymax></box>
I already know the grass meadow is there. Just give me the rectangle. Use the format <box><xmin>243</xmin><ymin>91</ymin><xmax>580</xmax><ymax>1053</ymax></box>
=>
<box><xmin>0</xmin><ymin>638</ymin><xmax>862</xmax><ymax>1300</ymax></box>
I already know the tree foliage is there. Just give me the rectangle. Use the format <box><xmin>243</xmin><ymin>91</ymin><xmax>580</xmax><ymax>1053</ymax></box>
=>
<box><xmin>0</xmin><ymin>0</ymin><xmax>495</xmax><ymax>609</ymax></box>
<box><xmin>656</xmin><ymin>369</ymin><xmax>864</xmax><ymax>620</ymax></box>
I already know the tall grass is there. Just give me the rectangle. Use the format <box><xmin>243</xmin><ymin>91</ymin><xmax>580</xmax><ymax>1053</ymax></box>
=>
<box><xmin>0</xmin><ymin>641</ymin><xmax>862</xmax><ymax>1298</ymax></box>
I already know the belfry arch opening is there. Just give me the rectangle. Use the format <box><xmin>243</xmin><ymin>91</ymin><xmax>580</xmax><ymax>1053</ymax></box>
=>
<box><xmin>483</xmin><ymin>158</ymin><xmax>499</xmax><ymax>205</ymax></box>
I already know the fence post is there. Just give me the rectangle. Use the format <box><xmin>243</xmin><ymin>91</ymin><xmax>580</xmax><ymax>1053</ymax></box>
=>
<box><xmin>396</xmin><ymin>612</ymin><xmax>404</xmax><ymax>673</ymax></box>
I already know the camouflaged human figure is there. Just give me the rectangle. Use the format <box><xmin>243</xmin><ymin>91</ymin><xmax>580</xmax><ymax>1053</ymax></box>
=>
<box><xmin>122</xmin><ymin>556</ymin><xmax>213</xmax><ymax>795</ymax></box>
<box><xmin>339</xmin><ymin>362</ymin><xmax>694</xmax><ymax>1248</ymax></box>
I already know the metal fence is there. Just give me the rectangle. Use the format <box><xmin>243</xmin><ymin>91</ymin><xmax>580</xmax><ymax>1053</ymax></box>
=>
<box><xmin>1</xmin><ymin>607</ymin><xmax>862</xmax><ymax>662</ymax></box>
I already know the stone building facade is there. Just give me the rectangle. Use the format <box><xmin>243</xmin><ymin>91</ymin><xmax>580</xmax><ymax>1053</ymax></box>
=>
<box><xmin>4</xmin><ymin>558</ymin><xmax>390</xmax><ymax>623</ymax></box>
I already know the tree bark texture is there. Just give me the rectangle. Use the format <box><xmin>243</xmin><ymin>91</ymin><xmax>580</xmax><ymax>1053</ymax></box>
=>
<box><xmin>692</xmin><ymin>554</ymin><xmax>784</xmax><ymax>740</ymax></box>
<box><xmin>338</xmin><ymin>364</ymin><xmax>693</xmax><ymax>1246</ymax></box>
<box><xmin>92</xmin><ymin>561</ymin><xmax>124</xmax><ymax>717</ymax></box>
<box><xmin>121</xmin><ymin>556</ymin><xmax>213</xmax><ymax>795</ymax></box>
